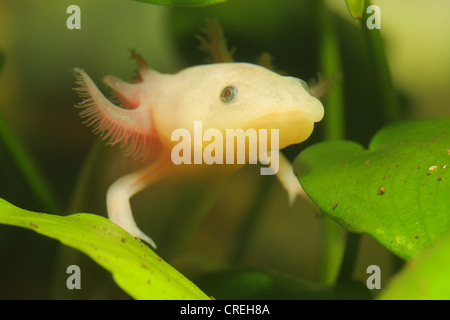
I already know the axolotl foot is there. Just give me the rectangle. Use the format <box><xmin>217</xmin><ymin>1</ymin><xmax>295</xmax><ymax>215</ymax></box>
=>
<box><xmin>107</xmin><ymin>183</ymin><xmax>158</xmax><ymax>248</ymax></box>
<box><xmin>127</xmin><ymin>224</ymin><xmax>158</xmax><ymax>249</ymax></box>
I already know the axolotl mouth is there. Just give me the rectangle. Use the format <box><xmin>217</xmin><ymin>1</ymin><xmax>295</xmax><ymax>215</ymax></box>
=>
<box><xmin>246</xmin><ymin>98</ymin><xmax>324</xmax><ymax>150</ymax></box>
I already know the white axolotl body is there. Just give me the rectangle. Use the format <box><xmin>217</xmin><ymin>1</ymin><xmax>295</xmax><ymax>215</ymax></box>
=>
<box><xmin>73</xmin><ymin>54</ymin><xmax>324</xmax><ymax>248</ymax></box>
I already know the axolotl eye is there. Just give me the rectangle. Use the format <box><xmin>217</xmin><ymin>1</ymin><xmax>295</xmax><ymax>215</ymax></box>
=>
<box><xmin>220</xmin><ymin>86</ymin><xmax>238</xmax><ymax>103</ymax></box>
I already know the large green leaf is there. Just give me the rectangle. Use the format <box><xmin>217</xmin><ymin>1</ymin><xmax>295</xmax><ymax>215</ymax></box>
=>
<box><xmin>134</xmin><ymin>0</ymin><xmax>226</xmax><ymax>7</ymax></box>
<box><xmin>0</xmin><ymin>198</ymin><xmax>209</xmax><ymax>300</ymax></box>
<box><xmin>380</xmin><ymin>231</ymin><xmax>450</xmax><ymax>299</ymax></box>
<box><xmin>294</xmin><ymin>118</ymin><xmax>450</xmax><ymax>260</ymax></box>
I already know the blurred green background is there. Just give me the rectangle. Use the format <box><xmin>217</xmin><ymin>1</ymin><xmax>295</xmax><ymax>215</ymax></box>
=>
<box><xmin>0</xmin><ymin>0</ymin><xmax>449</xmax><ymax>299</ymax></box>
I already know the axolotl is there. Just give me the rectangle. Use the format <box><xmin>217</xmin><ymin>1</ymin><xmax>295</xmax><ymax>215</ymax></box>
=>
<box><xmin>73</xmin><ymin>54</ymin><xmax>324</xmax><ymax>248</ymax></box>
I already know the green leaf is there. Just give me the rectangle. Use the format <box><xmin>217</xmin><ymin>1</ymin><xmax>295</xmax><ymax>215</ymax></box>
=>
<box><xmin>134</xmin><ymin>0</ymin><xmax>226</xmax><ymax>7</ymax></box>
<box><xmin>344</xmin><ymin>0</ymin><xmax>365</xmax><ymax>19</ymax></box>
<box><xmin>294</xmin><ymin>118</ymin><xmax>450</xmax><ymax>260</ymax></box>
<box><xmin>380</xmin><ymin>231</ymin><xmax>450</xmax><ymax>299</ymax></box>
<box><xmin>0</xmin><ymin>198</ymin><xmax>209</xmax><ymax>300</ymax></box>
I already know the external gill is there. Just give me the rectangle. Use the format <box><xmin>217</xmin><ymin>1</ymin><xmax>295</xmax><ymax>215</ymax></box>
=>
<box><xmin>73</xmin><ymin>68</ymin><xmax>157</xmax><ymax>160</ymax></box>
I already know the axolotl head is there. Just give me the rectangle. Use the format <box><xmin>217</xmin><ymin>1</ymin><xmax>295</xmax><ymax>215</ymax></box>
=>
<box><xmin>153</xmin><ymin>63</ymin><xmax>324</xmax><ymax>151</ymax></box>
<box><xmin>73</xmin><ymin>61</ymin><xmax>324</xmax><ymax>161</ymax></box>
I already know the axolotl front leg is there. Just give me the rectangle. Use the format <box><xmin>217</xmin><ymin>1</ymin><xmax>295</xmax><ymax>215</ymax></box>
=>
<box><xmin>73</xmin><ymin>65</ymin><xmax>169</xmax><ymax>248</ymax></box>
<box><xmin>106</xmin><ymin>154</ymin><xmax>171</xmax><ymax>248</ymax></box>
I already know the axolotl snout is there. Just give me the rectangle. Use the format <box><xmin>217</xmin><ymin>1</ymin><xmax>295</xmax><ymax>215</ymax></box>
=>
<box><xmin>73</xmin><ymin>56</ymin><xmax>324</xmax><ymax>248</ymax></box>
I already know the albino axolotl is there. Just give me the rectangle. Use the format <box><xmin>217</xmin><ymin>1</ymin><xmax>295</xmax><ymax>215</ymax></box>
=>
<box><xmin>73</xmin><ymin>53</ymin><xmax>324</xmax><ymax>248</ymax></box>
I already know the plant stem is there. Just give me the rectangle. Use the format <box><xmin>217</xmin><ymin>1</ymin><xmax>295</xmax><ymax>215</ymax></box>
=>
<box><xmin>319</xmin><ymin>18</ymin><xmax>345</xmax><ymax>141</ymax></box>
<box><xmin>316</xmin><ymin>0</ymin><xmax>347</xmax><ymax>285</ymax></box>
<box><xmin>337</xmin><ymin>233</ymin><xmax>362</xmax><ymax>283</ymax></box>
<box><xmin>361</xmin><ymin>0</ymin><xmax>401</xmax><ymax>123</ymax></box>
<box><xmin>0</xmin><ymin>110</ymin><xmax>60</xmax><ymax>213</ymax></box>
